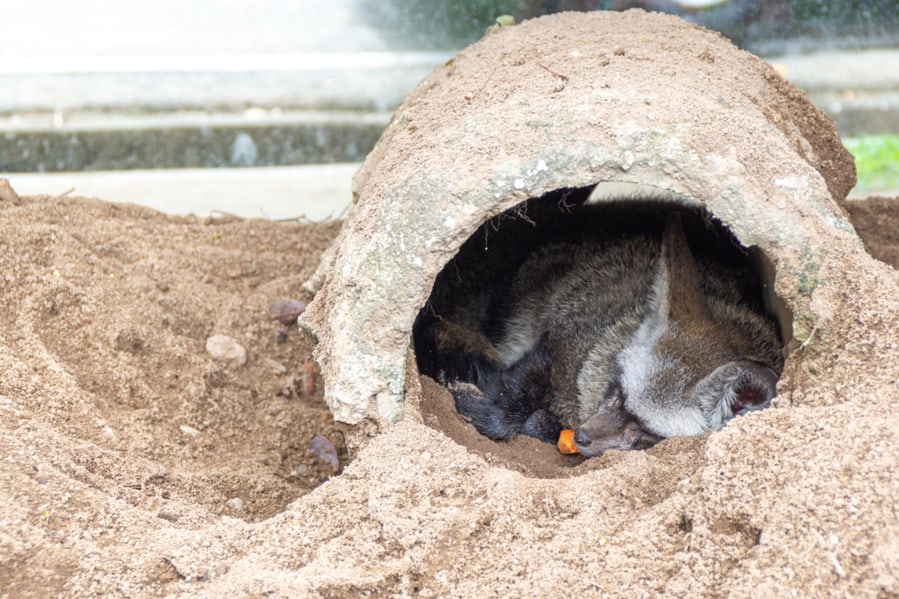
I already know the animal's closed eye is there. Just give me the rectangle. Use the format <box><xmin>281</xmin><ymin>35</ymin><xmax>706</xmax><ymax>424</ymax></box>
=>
<box><xmin>602</xmin><ymin>380</ymin><xmax>626</xmax><ymax>406</ymax></box>
<box><xmin>630</xmin><ymin>426</ymin><xmax>663</xmax><ymax>450</ymax></box>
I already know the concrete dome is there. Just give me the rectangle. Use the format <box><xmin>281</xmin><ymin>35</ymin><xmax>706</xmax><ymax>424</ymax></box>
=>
<box><xmin>301</xmin><ymin>10</ymin><xmax>858</xmax><ymax>427</ymax></box>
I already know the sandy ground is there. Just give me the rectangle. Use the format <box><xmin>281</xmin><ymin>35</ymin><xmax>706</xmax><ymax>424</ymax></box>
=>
<box><xmin>0</xmin><ymin>184</ymin><xmax>896</xmax><ymax>597</ymax></box>
<box><xmin>0</xmin><ymin>192</ymin><xmax>349</xmax><ymax>595</ymax></box>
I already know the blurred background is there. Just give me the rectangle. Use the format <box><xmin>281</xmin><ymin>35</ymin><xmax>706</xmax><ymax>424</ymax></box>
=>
<box><xmin>2</xmin><ymin>0</ymin><xmax>898</xmax><ymax>219</ymax></box>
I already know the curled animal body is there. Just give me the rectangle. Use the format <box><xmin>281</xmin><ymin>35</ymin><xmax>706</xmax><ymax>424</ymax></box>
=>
<box><xmin>414</xmin><ymin>197</ymin><xmax>784</xmax><ymax>458</ymax></box>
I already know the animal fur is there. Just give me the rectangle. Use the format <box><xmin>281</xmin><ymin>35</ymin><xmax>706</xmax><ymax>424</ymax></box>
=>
<box><xmin>415</xmin><ymin>204</ymin><xmax>783</xmax><ymax>457</ymax></box>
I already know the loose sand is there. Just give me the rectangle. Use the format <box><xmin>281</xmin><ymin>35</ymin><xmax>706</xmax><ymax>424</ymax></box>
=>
<box><xmin>0</xmin><ymin>189</ymin><xmax>896</xmax><ymax>597</ymax></box>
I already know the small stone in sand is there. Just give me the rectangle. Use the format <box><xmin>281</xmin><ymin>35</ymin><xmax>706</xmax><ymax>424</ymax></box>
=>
<box><xmin>179</xmin><ymin>424</ymin><xmax>200</xmax><ymax>437</ymax></box>
<box><xmin>205</xmin><ymin>334</ymin><xmax>247</xmax><ymax>366</ymax></box>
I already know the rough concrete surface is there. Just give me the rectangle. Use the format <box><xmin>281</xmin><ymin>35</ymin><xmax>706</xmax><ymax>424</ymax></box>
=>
<box><xmin>304</xmin><ymin>9</ymin><xmax>857</xmax><ymax>427</ymax></box>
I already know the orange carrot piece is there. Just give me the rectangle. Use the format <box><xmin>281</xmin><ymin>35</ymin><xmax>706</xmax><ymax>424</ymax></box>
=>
<box><xmin>557</xmin><ymin>429</ymin><xmax>578</xmax><ymax>454</ymax></box>
<box><xmin>302</xmin><ymin>359</ymin><xmax>315</xmax><ymax>398</ymax></box>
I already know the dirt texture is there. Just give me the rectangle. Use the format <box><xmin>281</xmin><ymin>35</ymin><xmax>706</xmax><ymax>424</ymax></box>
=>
<box><xmin>845</xmin><ymin>196</ymin><xmax>899</xmax><ymax>270</ymax></box>
<box><xmin>0</xmin><ymin>195</ymin><xmax>349</xmax><ymax>595</ymax></box>
<box><xmin>0</xmin><ymin>189</ymin><xmax>896</xmax><ymax>597</ymax></box>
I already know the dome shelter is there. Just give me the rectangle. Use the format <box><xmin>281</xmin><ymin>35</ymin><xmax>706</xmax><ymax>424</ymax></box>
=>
<box><xmin>301</xmin><ymin>10</ymin><xmax>859</xmax><ymax>432</ymax></box>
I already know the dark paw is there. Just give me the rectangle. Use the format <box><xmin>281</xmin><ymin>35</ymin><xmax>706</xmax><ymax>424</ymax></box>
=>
<box><xmin>450</xmin><ymin>341</ymin><xmax>555</xmax><ymax>442</ymax></box>
<box><xmin>451</xmin><ymin>382</ymin><xmax>522</xmax><ymax>440</ymax></box>
<box><xmin>520</xmin><ymin>409</ymin><xmax>563</xmax><ymax>443</ymax></box>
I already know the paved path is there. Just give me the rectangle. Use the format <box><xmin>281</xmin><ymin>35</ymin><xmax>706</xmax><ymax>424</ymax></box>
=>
<box><xmin>8</xmin><ymin>165</ymin><xmax>357</xmax><ymax>220</ymax></box>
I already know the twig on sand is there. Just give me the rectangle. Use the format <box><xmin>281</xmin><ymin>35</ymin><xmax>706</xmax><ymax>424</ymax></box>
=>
<box><xmin>537</xmin><ymin>62</ymin><xmax>570</xmax><ymax>82</ymax></box>
<box><xmin>50</xmin><ymin>188</ymin><xmax>75</xmax><ymax>201</ymax></box>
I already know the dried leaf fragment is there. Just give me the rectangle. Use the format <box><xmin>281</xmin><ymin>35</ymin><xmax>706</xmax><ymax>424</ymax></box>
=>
<box><xmin>309</xmin><ymin>433</ymin><xmax>339</xmax><ymax>469</ymax></box>
<box><xmin>268</xmin><ymin>299</ymin><xmax>308</xmax><ymax>325</ymax></box>
<box><xmin>302</xmin><ymin>358</ymin><xmax>316</xmax><ymax>398</ymax></box>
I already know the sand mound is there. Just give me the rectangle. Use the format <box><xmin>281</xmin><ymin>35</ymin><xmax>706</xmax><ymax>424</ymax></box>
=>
<box><xmin>0</xmin><ymin>190</ymin><xmax>896</xmax><ymax>597</ymax></box>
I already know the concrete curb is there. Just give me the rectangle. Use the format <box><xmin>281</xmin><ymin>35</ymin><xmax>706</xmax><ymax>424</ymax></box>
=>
<box><xmin>2</xmin><ymin>110</ymin><xmax>389</xmax><ymax>172</ymax></box>
<box><xmin>2</xmin><ymin>49</ymin><xmax>898</xmax><ymax>174</ymax></box>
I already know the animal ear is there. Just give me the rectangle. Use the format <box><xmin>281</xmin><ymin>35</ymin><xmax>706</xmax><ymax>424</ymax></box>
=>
<box><xmin>696</xmin><ymin>360</ymin><xmax>779</xmax><ymax>428</ymax></box>
<box><xmin>653</xmin><ymin>213</ymin><xmax>712</xmax><ymax>323</ymax></box>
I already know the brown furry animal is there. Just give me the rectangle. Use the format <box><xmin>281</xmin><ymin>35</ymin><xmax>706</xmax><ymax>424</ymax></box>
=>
<box><xmin>415</xmin><ymin>205</ymin><xmax>783</xmax><ymax>457</ymax></box>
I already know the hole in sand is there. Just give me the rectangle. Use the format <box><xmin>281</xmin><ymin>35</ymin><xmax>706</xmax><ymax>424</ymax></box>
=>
<box><xmin>413</xmin><ymin>186</ymin><xmax>789</xmax><ymax>477</ymax></box>
<box><xmin>13</xmin><ymin>210</ymin><xmax>350</xmax><ymax>523</ymax></box>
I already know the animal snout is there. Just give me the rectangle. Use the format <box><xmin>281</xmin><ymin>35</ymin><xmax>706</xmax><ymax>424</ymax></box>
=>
<box><xmin>573</xmin><ymin>428</ymin><xmax>591</xmax><ymax>448</ymax></box>
<box><xmin>571</xmin><ymin>427</ymin><xmax>610</xmax><ymax>458</ymax></box>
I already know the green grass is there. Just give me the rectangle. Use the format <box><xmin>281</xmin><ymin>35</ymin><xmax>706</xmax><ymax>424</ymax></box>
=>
<box><xmin>843</xmin><ymin>135</ymin><xmax>899</xmax><ymax>192</ymax></box>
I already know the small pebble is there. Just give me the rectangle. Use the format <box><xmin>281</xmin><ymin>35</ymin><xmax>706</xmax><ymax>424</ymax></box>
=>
<box><xmin>205</xmin><ymin>334</ymin><xmax>247</xmax><ymax>366</ymax></box>
<box><xmin>264</xmin><ymin>358</ymin><xmax>287</xmax><ymax>374</ymax></box>
<box><xmin>309</xmin><ymin>433</ymin><xmax>339</xmax><ymax>469</ymax></box>
<box><xmin>268</xmin><ymin>299</ymin><xmax>307</xmax><ymax>325</ymax></box>
<box><xmin>225</xmin><ymin>497</ymin><xmax>244</xmax><ymax>512</ymax></box>
<box><xmin>179</xmin><ymin>424</ymin><xmax>200</xmax><ymax>437</ymax></box>
<box><xmin>158</xmin><ymin>510</ymin><xmax>180</xmax><ymax>522</ymax></box>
